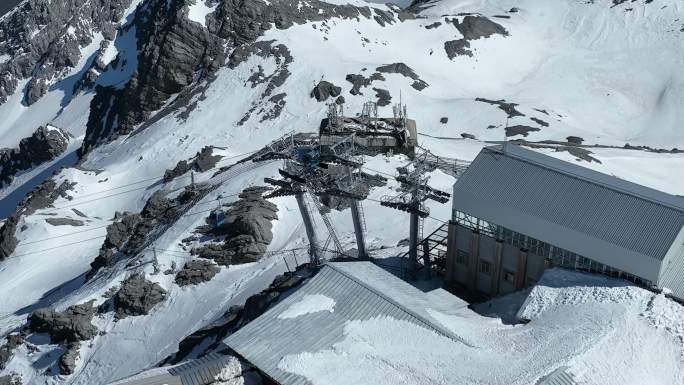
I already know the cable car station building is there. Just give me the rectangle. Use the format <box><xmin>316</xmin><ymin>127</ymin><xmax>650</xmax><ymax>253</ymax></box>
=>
<box><xmin>445</xmin><ymin>145</ymin><xmax>684</xmax><ymax>301</ymax></box>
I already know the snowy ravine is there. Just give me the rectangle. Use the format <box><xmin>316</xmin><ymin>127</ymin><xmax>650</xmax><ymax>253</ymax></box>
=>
<box><xmin>0</xmin><ymin>0</ymin><xmax>683</xmax><ymax>384</ymax></box>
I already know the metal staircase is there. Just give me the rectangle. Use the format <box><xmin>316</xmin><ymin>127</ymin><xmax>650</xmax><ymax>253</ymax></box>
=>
<box><xmin>308</xmin><ymin>193</ymin><xmax>343</xmax><ymax>253</ymax></box>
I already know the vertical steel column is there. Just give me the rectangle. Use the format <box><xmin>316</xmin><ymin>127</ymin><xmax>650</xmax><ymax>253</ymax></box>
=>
<box><xmin>408</xmin><ymin>211</ymin><xmax>419</xmax><ymax>278</ymax></box>
<box><xmin>295</xmin><ymin>191</ymin><xmax>320</xmax><ymax>264</ymax></box>
<box><xmin>350</xmin><ymin>199</ymin><xmax>367</xmax><ymax>259</ymax></box>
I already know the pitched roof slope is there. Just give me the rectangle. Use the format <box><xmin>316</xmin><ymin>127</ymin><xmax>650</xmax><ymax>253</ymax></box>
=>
<box><xmin>452</xmin><ymin>145</ymin><xmax>684</xmax><ymax>279</ymax></box>
<box><xmin>224</xmin><ymin>262</ymin><xmax>468</xmax><ymax>385</ymax></box>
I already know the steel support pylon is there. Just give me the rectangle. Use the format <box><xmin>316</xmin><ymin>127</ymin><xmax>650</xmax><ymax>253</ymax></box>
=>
<box><xmin>408</xmin><ymin>211</ymin><xmax>420</xmax><ymax>278</ymax></box>
<box><xmin>295</xmin><ymin>191</ymin><xmax>320</xmax><ymax>264</ymax></box>
<box><xmin>350</xmin><ymin>199</ymin><xmax>367</xmax><ymax>259</ymax></box>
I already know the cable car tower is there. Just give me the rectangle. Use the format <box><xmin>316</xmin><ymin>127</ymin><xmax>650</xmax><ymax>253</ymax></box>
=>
<box><xmin>316</xmin><ymin>132</ymin><xmax>369</xmax><ymax>259</ymax></box>
<box><xmin>380</xmin><ymin>151</ymin><xmax>451</xmax><ymax>278</ymax></box>
<box><xmin>256</xmin><ymin>134</ymin><xmax>344</xmax><ymax>265</ymax></box>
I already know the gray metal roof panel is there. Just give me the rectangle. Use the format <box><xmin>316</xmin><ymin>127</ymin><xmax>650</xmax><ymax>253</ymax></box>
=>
<box><xmin>537</xmin><ymin>367</ymin><xmax>577</xmax><ymax>385</ymax></box>
<box><xmin>453</xmin><ymin>145</ymin><xmax>684</xmax><ymax>263</ymax></box>
<box><xmin>224</xmin><ymin>262</ymin><xmax>470</xmax><ymax>385</ymax></box>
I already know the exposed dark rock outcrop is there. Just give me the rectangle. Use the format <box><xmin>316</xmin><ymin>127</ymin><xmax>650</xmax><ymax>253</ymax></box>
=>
<box><xmin>567</xmin><ymin>136</ymin><xmax>584</xmax><ymax>144</ymax></box>
<box><xmin>310</xmin><ymin>80</ymin><xmax>341</xmax><ymax>102</ymax></box>
<box><xmin>28</xmin><ymin>302</ymin><xmax>98</xmax><ymax>343</ymax></box>
<box><xmin>192</xmin><ymin>187</ymin><xmax>278</xmax><ymax>266</ymax></box>
<box><xmin>444</xmin><ymin>39</ymin><xmax>473</xmax><ymax>59</ymax></box>
<box><xmin>0</xmin><ymin>126</ymin><xmax>70</xmax><ymax>188</ymax></box>
<box><xmin>0</xmin><ymin>179</ymin><xmax>76</xmax><ymax>261</ymax></box>
<box><xmin>373</xmin><ymin>88</ymin><xmax>392</xmax><ymax>106</ymax></box>
<box><xmin>81</xmin><ymin>0</ymin><xmax>222</xmax><ymax>153</ymax></box>
<box><xmin>45</xmin><ymin>218</ymin><xmax>84</xmax><ymax>227</ymax></box>
<box><xmin>0</xmin><ymin>217</ymin><xmax>19</xmax><ymax>261</ymax></box>
<box><xmin>164</xmin><ymin>146</ymin><xmax>224</xmax><ymax>182</ymax></box>
<box><xmin>440</xmin><ymin>117</ymin><xmax>448</xmax><ymax>124</ymax></box>
<box><xmin>444</xmin><ymin>16</ymin><xmax>508</xmax><ymax>58</ymax></box>
<box><xmin>0</xmin><ymin>334</ymin><xmax>22</xmax><ymax>371</ymax></box>
<box><xmin>58</xmin><ymin>343</ymin><xmax>80</xmax><ymax>375</ymax></box>
<box><xmin>475</xmin><ymin>97</ymin><xmax>525</xmax><ymax>118</ymax></box>
<box><xmin>506</xmin><ymin>125</ymin><xmax>540</xmax><ymax>137</ymax></box>
<box><xmin>231</xmin><ymin>41</ymin><xmax>293</xmax><ymax>125</ymax></box>
<box><xmin>454</xmin><ymin>15</ymin><xmax>508</xmax><ymax>40</ymax></box>
<box><xmin>0</xmin><ymin>374</ymin><xmax>22</xmax><ymax>385</ymax></box>
<box><xmin>87</xmin><ymin>187</ymin><xmax>193</xmax><ymax>279</ymax></box>
<box><xmin>530</xmin><ymin>117</ymin><xmax>549</xmax><ymax>127</ymax></box>
<box><xmin>375</xmin><ymin>62</ymin><xmax>428</xmax><ymax>91</ymax></box>
<box><xmin>112</xmin><ymin>274</ymin><xmax>167</xmax><ymax>319</ymax></box>
<box><xmin>0</xmin><ymin>0</ymin><xmax>135</xmax><ymax>106</ymax></box>
<box><xmin>345</xmin><ymin>72</ymin><xmax>385</xmax><ymax>95</ymax></box>
<box><xmin>82</xmin><ymin>0</ymin><xmax>392</xmax><ymax>153</ymax></box>
<box><xmin>175</xmin><ymin>260</ymin><xmax>220</xmax><ymax>286</ymax></box>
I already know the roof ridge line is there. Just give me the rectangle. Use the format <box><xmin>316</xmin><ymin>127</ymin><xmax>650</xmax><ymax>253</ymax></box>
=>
<box><xmin>487</xmin><ymin>146</ymin><xmax>684</xmax><ymax>213</ymax></box>
<box><xmin>325</xmin><ymin>263</ymin><xmax>475</xmax><ymax>347</ymax></box>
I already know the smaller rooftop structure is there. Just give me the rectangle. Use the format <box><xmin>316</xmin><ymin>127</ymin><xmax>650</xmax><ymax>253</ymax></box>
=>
<box><xmin>319</xmin><ymin>102</ymin><xmax>418</xmax><ymax>156</ymax></box>
<box><xmin>224</xmin><ymin>262</ymin><xmax>468</xmax><ymax>385</ymax></box>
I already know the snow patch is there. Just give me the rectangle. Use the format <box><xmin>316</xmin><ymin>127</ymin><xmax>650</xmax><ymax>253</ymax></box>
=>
<box><xmin>187</xmin><ymin>0</ymin><xmax>217</xmax><ymax>27</ymax></box>
<box><xmin>278</xmin><ymin>294</ymin><xmax>336</xmax><ymax>319</ymax></box>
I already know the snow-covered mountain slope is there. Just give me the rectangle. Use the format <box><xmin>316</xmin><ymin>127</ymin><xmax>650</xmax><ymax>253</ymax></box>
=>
<box><xmin>0</xmin><ymin>0</ymin><xmax>683</xmax><ymax>384</ymax></box>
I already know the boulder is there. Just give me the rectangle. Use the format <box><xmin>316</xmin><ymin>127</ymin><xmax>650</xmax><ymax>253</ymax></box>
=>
<box><xmin>175</xmin><ymin>260</ymin><xmax>220</xmax><ymax>286</ymax></box>
<box><xmin>310</xmin><ymin>81</ymin><xmax>341</xmax><ymax>102</ymax></box>
<box><xmin>372</xmin><ymin>88</ymin><xmax>392</xmax><ymax>106</ymax></box>
<box><xmin>566</xmin><ymin>136</ymin><xmax>584</xmax><ymax>145</ymax></box>
<box><xmin>0</xmin><ymin>334</ymin><xmax>22</xmax><ymax>370</ymax></box>
<box><xmin>58</xmin><ymin>343</ymin><xmax>80</xmax><ymax>375</ymax></box>
<box><xmin>28</xmin><ymin>302</ymin><xmax>98</xmax><ymax>343</ymax></box>
<box><xmin>113</xmin><ymin>274</ymin><xmax>167</xmax><ymax>319</ymax></box>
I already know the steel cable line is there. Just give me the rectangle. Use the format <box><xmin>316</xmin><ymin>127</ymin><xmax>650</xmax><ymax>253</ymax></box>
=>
<box><xmin>7</xmin><ymin>192</ymin><xmax>247</xmax><ymax>259</ymax></box>
<box><xmin>25</xmin><ymin>149</ymin><xmax>260</xmax><ymax>213</ymax></box>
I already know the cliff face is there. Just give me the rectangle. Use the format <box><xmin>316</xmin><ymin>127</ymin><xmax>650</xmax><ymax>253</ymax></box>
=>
<box><xmin>0</xmin><ymin>0</ymin><xmax>135</xmax><ymax>106</ymax></box>
<box><xmin>0</xmin><ymin>126</ymin><xmax>71</xmax><ymax>188</ymax></box>
<box><xmin>80</xmin><ymin>0</ymin><xmax>386</xmax><ymax>153</ymax></box>
<box><xmin>82</xmin><ymin>0</ymin><xmax>221</xmax><ymax>153</ymax></box>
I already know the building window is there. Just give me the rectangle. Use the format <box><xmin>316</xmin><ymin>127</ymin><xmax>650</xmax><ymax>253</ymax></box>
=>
<box><xmin>456</xmin><ymin>250</ymin><xmax>469</xmax><ymax>265</ymax></box>
<box><xmin>479</xmin><ymin>260</ymin><xmax>492</xmax><ymax>275</ymax></box>
<box><xmin>503</xmin><ymin>270</ymin><xmax>516</xmax><ymax>284</ymax></box>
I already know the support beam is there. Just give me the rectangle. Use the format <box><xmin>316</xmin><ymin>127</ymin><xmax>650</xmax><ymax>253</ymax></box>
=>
<box><xmin>295</xmin><ymin>192</ymin><xmax>320</xmax><ymax>264</ymax></box>
<box><xmin>350</xmin><ymin>199</ymin><xmax>367</xmax><ymax>259</ymax></box>
<box><xmin>408</xmin><ymin>211</ymin><xmax>420</xmax><ymax>278</ymax></box>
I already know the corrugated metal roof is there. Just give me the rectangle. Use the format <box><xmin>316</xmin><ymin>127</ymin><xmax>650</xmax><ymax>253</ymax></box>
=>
<box><xmin>452</xmin><ymin>145</ymin><xmax>684</xmax><ymax>280</ymax></box>
<box><xmin>108</xmin><ymin>353</ymin><xmax>235</xmax><ymax>385</ymax></box>
<box><xmin>536</xmin><ymin>367</ymin><xmax>577</xmax><ymax>385</ymax></box>
<box><xmin>224</xmin><ymin>262</ymin><xmax>469</xmax><ymax>385</ymax></box>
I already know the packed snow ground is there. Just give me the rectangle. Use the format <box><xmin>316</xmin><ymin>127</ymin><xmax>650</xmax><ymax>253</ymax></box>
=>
<box><xmin>0</xmin><ymin>0</ymin><xmax>683</xmax><ymax>384</ymax></box>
